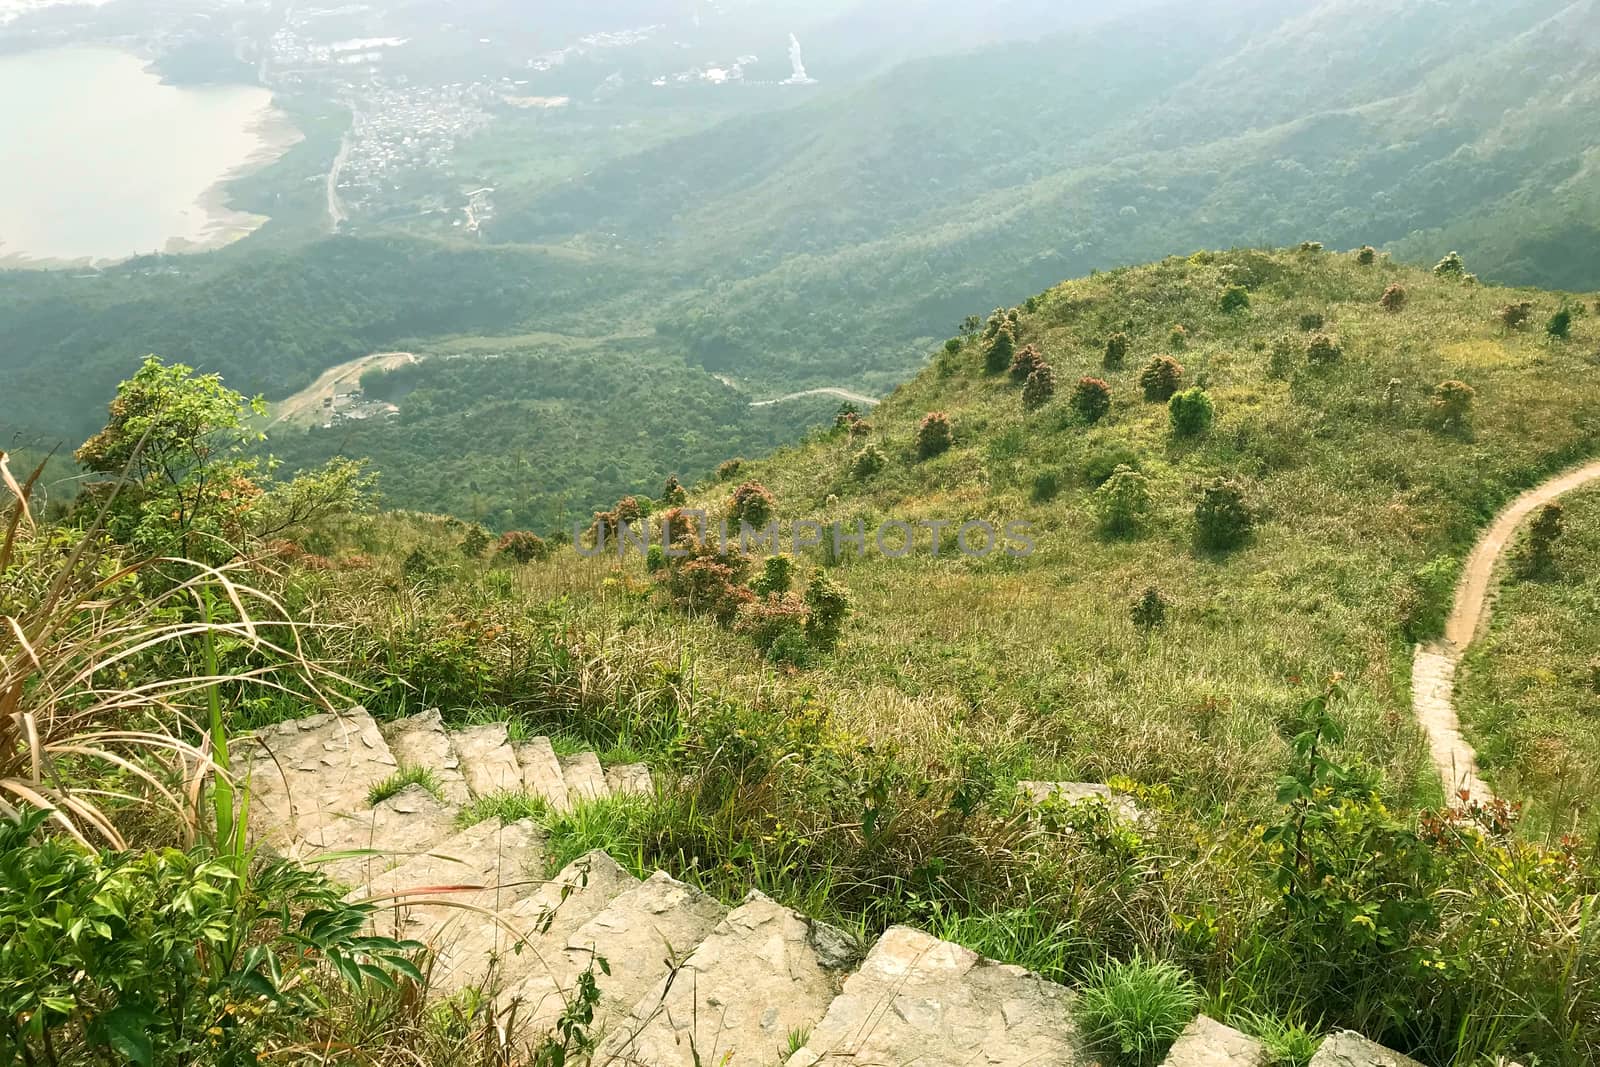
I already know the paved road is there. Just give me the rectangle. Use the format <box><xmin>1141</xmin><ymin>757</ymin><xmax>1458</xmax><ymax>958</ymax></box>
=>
<box><xmin>749</xmin><ymin>387</ymin><xmax>880</xmax><ymax>409</ymax></box>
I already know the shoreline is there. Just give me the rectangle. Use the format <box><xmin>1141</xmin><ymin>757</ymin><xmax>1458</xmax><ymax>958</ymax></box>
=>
<box><xmin>0</xmin><ymin>86</ymin><xmax>303</xmax><ymax>271</ymax></box>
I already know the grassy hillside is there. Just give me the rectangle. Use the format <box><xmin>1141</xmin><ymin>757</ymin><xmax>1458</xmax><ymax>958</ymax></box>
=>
<box><xmin>1457</xmin><ymin>485</ymin><xmax>1600</xmax><ymax>839</ymax></box>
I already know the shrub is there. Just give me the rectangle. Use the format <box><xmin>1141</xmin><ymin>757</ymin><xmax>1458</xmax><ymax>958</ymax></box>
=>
<box><xmin>1010</xmin><ymin>343</ymin><xmax>1046</xmax><ymax>383</ymax></box>
<box><xmin>1168</xmin><ymin>325</ymin><xmax>1189</xmax><ymax>350</ymax></box>
<box><xmin>588</xmin><ymin>510</ymin><xmax>619</xmax><ymax>547</ymax></box>
<box><xmin>1104</xmin><ymin>332</ymin><xmax>1131</xmax><ymax>370</ymax></box>
<box><xmin>1429</xmin><ymin>379</ymin><xmax>1476</xmax><ymax>433</ymax></box>
<box><xmin>728</xmin><ymin>481</ymin><xmax>777</xmax><ymax>529</ymax></box>
<box><xmin>943</xmin><ymin>337</ymin><xmax>962</xmax><ymax>355</ymax></box>
<box><xmin>982</xmin><ymin>307</ymin><xmax>1009</xmax><ymax>339</ymax></box>
<box><xmin>1267</xmin><ymin>336</ymin><xmax>1297</xmax><ymax>380</ymax></box>
<box><xmin>1398</xmin><ymin>556</ymin><xmax>1460</xmax><ymax>639</ymax></box>
<box><xmin>1548</xmin><ymin>308</ymin><xmax>1573</xmax><ymax>339</ymax></box>
<box><xmin>1305</xmin><ymin>334</ymin><xmax>1342</xmax><ymax>368</ymax></box>
<box><xmin>1094</xmin><ymin>465</ymin><xmax>1151</xmax><ymax>536</ymax></box>
<box><xmin>1434</xmin><ymin>250</ymin><xmax>1466</xmax><ymax>277</ymax></box>
<box><xmin>1072</xmin><ymin>377</ymin><xmax>1113</xmax><ymax>423</ymax></box>
<box><xmin>661</xmin><ymin>474</ymin><xmax>688</xmax><ymax>506</ymax></box>
<box><xmin>1022</xmin><ymin>364</ymin><xmax>1058</xmax><ymax>410</ymax></box>
<box><xmin>1082</xmin><ymin>443</ymin><xmax>1141</xmax><ymax>487</ymax></box>
<box><xmin>461</xmin><ymin>523</ymin><xmax>493</xmax><ymax>558</ymax></box>
<box><xmin>1219</xmin><ymin>285</ymin><xmax>1251</xmax><ymax>313</ymax></box>
<box><xmin>833</xmin><ymin>403</ymin><xmax>861</xmax><ymax>430</ymax></box>
<box><xmin>1356</xmin><ymin>245</ymin><xmax>1377</xmax><ymax>265</ymax></box>
<box><xmin>1297</xmin><ymin>241</ymin><xmax>1323</xmax><ymax>253</ymax></box>
<box><xmin>716</xmin><ymin>458</ymin><xmax>745</xmax><ymax>482</ymax></box>
<box><xmin>614</xmin><ymin>495</ymin><xmax>644</xmax><ymax>525</ymax></box>
<box><xmin>735</xmin><ymin>592</ymin><xmax>810</xmax><ymax>656</ymax></box>
<box><xmin>752</xmin><ymin>553</ymin><xmax>798</xmax><ymax>596</ymax></box>
<box><xmin>1076</xmin><ymin>956</ymin><xmax>1200</xmax><ymax>1065</ymax></box>
<box><xmin>1380</xmin><ymin>284</ymin><xmax>1407</xmax><ymax>313</ymax></box>
<box><xmin>1138</xmin><ymin>356</ymin><xmax>1184</xmax><ymax>402</ymax></box>
<box><xmin>916</xmin><ymin>412</ymin><xmax>954</xmax><ymax>458</ymax></box>
<box><xmin>658</xmin><ymin>507</ymin><xmax>702</xmax><ymax>548</ymax></box>
<box><xmin>497</xmin><ymin>530</ymin><xmax>547</xmax><ymax>563</ymax></box>
<box><xmin>1297</xmin><ymin>312</ymin><xmax>1325</xmax><ymax>332</ymax></box>
<box><xmin>1521</xmin><ymin>502</ymin><xmax>1564</xmax><ymax>576</ymax></box>
<box><xmin>1168</xmin><ymin>388</ymin><xmax>1215</xmax><ymax>437</ymax></box>
<box><xmin>661</xmin><ymin>549</ymin><xmax>754</xmax><ymax>625</ymax></box>
<box><xmin>850</xmin><ymin>443</ymin><xmax>887</xmax><ymax>479</ymax></box>
<box><xmin>1499</xmin><ymin>302</ymin><xmax>1535</xmax><ymax>330</ymax></box>
<box><xmin>1195</xmin><ymin>477</ymin><xmax>1253</xmax><ymax>549</ymax></box>
<box><xmin>1131</xmin><ymin>586</ymin><xmax>1170</xmax><ymax>631</ymax></box>
<box><xmin>1031</xmin><ymin>470</ymin><xmax>1063</xmax><ymax>502</ymax></box>
<box><xmin>985</xmin><ymin>326</ymin><xmax>1017</xmax><ymax>374</ymax></box>
<box><xmin>804</xmin><ymin>569</ymin><xmax>853</xmax><ymax>648</ymax></box>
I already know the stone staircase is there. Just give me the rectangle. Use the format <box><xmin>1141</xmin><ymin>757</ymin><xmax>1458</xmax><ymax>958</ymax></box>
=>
<box><xmin>230</xmin><ymin>707</ymin><xmax>1439</xmax><ymax>1067</ymax></box>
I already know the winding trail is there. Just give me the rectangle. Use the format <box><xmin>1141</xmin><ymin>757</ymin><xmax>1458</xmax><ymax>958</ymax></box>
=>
<box><xmin>748</xmin><ymin>386</ymin><xmax>880</xmax><ymax>409</ymax></box>
<box><xmin>1413</xmin><ymin>459</ymin><xmax>1600</xmax><ymax>805</ymax></box>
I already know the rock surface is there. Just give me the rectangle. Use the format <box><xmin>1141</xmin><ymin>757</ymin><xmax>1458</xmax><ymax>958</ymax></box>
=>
<box><xmin>785</xmin><ymin>925</ymin><xmax>1089</xmax><ymax>1067</ymax></box>
<box><xmin>319</xmin><ymin>782</ymin><xmax>459</xmax><ymax>888</ymax></box>
<box><xmin>598</xmin><ymin>892</ymin><xmax>849</xmax><ymax>1067</ymax></box>
<box><xmin>606</xmin><ymin>762</ymin><xmax>655</xmax><ymax>797</ymax></box>
<box><xmin>1162</xmin><ymin>1015</ymin><xmax>1268</xmax><ymax>1067</ymax></box>
<box><xmin>453</xmin><ymin>723</ymin><xmax>525</xmax><ymax>797</ymax></box>
<box><xmin>379</xmin><ymin>708</ymin><xmax>471</xmax><ymax>805</ymax></box>
<box><xmin>515</xmin><ymin>736</ymin><xmax>571</xmax><ymax>812</ymax></box>
<box><xmin>1017</xmin><ymin>780</ymin><xmax>1141</xmax><ymax>821</ymax></box>
<box><xmin>1310</xmin><ymin>1032</ymin><xmax>1427</xmax><ymax>1067</ymax></box>
<box><xmin>560</xmin><ymin>750</ymin><xmax>609</xmax><ymax>806</ymax></box>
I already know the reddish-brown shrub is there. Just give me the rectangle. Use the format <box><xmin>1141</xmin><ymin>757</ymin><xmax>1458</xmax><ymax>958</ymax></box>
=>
<box><xmin>1138</xmin><ymin>356</ymin><xmax>1184</xmax><ymax>402</ymax></box>
<box><xmin>916</xmin><ymin>412</ymin><xmax>954</xmax><ymax>458</ymax></box>
<box><xmin>728</xmin><ymin>481</ymin><xmax>777</xmax><ymax>528</ymax></box>
<box><xmin>1009</xmin><ymin>344</ymin><xmax>1046</xmax><ymax>383</ymax></box>
<box><xmin>1380</xmin><ymin>284</ymin><xmax>1407</xmax><ymax>313</ymax></box>
<box><xmin>498</xmin><ymin>530</ymin><xmax>548</xmax><ymax>563</ymax></box>
<box><xmin>1071</xmin><ymin>377</ymin><xmax>1113</xmax><ymax>423</ymax></box>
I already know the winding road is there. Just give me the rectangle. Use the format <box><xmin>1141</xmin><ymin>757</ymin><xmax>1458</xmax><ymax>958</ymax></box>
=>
<box><xmin>748</xmin><ymin>387</ymin><xmax>881</xmax><ymax>409</ymax></box>
<box><xmin>1413</xmin><ymin>459</ymin><xmax>1600</xmax><ymax>805</ymax></box>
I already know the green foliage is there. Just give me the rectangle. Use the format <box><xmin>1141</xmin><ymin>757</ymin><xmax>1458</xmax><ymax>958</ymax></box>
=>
<box><xmin>1520</xmin><ymin>501</ymin><xmax>1564</xmax><ymax>577</ymax></box>
<box><xmin>1131</xmin><ymin>586</ymin><xmax>1170</xmax><ymax>631</ymax></box>
<box><xmin>1499</xmin><ymin>301</ymin><xmax>1535</xmax><ymax>330</ymax></box>
<box><xmin>1022</xmin><ymin>363</ymin><xmax>1058</xmax><ymax>410</ymax></box>
<box><xmin>1104</xmin><ymin>332</ymin><xmax>1131</xmax><ymax>370</ymax></box>
<box><xmin>1168</xmin><ymin>388</ymin><xmax>1215</xmax><ymax>437</ymax></box>
<box><xmin>662</xmin><ymin>475</ymin><xmax>689</xmax><ymax>507</ymax></box>
<box><xmin>1297</xmin><ymin>312</ymin><xmax>1325</xmax><ymax>332</ymax></box>
<box><xmin>850</xmin><ymin>443</ymin><xmax>888</xmax><ymax>479</ymax></box>
<box><xmin>1081</xmin><ymin>442</ymin><xmax>1141</xmax><ymax>487</ymax></box>
<box><xmin>1138</xmin><ymin>356</ymin><xmax>1184</xmax><ymax>402</ymax></box>
<box><xmin>1429</xmin><ymin>379</ymin><xmax>1476</xmax><ymax>434</ymax></box>
<box><xmin>497</xmin><ymin>531</ymin><xmax>548</xmax><ymax>563</ymax></box>
<box><xmin>1031</xmin><ymin>470</ymin><xmax>1063</xmax><ymax>503</ymax></box>
<box><xmin>457</xmin><ymin>789</ymin><xmax>551</xmax><ymax>828</ymax></box>
<box><xmin>1219</xmin><ymin>285</ymin><xmax>1251</xmax><ymax>314</ymax></box>
<box><xmin>1547</xmin><ymin>307</ymin><xmax>1573</xmax><ymax>339</ymax></box>
<box><xmin>752</xmin><ymin>554</ymin><xmax>798</xmax><ymax>597</ymax></box>
<box><xmin>1433</xmin><ymin>250</ymin><xmax>1466</xmax><ymax>278</ymax></box>
<box><xmin>736</xmin><ymin>592</ymin><xmax>812</xmax><ymax>659</ymax></box>
<box><xmin>985</xmin><ymin>326</ymin><xmax>1017</xmax><ymax>375</ymax></box>
<box><xmin>1009</xmin><ymin>344</ymin><xmax>1046</xmax><ymax>383</ymax></box>
<box><xmin>659</xmin><ymin>547</ymin><xmax>755</xmax><ymax>626</ymax></box>
<box><xmin>916</xmin><ymin>412</ymin><xmax>954</xmax><ymax>459</ymax></box>
<box><xmin>0</xmin><ymin>809</ymin><xmax>422</xmax><ymax>1065</ymax></box>
<box><xmin>717</xmin><ymin>459</ymin><xmax>747</xmax><ymax>482</ymax></box>
<box><xmin>1194</xmin><ymin>477</ymin><xmax>1253</xmax><ymax>550</ymax></box>
<box><xmin>1237</xmin><ymin>1012</ymin><xmax>1320</xmax><ymax>1067</ymax></box>
<box><xmin>1094</xmin><ymin>465</ymin><xmax>1152</xmax><ymax>536</ymax></box>
<box><xmin>1356</xmin><ymin>246</ymin><xmax>1377</xmax><ymax>266</ymax></box>
<box><xmin>1305</xmin><ymin>334</ymin><xmax>1342</xmax><ymax>368</ymax></box>
<box><xmin>1398</xmin><ymin>556</ymin><xmax>1461</xmax><ymax>640</ymax></box>
<box><xmin>461</xmin><ymin>523</ymin><xmax>493</xmax><ymax>559</ymax></box>
<box><xmin>1076</xmin><ymin>956</ymin><xmax>1200</xmax><ymax>1065</ymax></box>
<box><xmin>804</xmin><ymin>569</ymin><xmax>853</xmax><ymax>649</ymax></box>
<box><xmin>1072</xmin><ymin>377</ymin><xmax>1113</xmax><ymax>423</ymax></box>
<box><xmin>368</xmin><ymin>765</ymin><xmax>445</xmax><ymax>805</ymax></box>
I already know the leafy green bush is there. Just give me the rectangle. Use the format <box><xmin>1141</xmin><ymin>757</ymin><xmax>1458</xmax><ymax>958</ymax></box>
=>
<box><xmin>461</xmin><ymin>523</ymin><xmax>493</xmax><ymax>558</ymax></box>
<box><xmin>916</xmin><ymin>412</ymin><xmax>954</xmax><ymax>458</ymax></box>
<box><xmin>1397</xmin><ymin>555</ymin><xmax>1460</xmax><ymax>639</ymax></box>
<box><xmin>1548</xmin><ymin>308</ymin><xmax>1573</xmax><ymax>339</ymax></box>
<box><xmin>985</xmin><ymin>326</ymin><xmax>1017</xmax><ymax>375</ymax></box>
<box><xmin>1168</xmin><ymin>325</ymin><xmax>1190</xmax><ymax>349</ymax></box>
<box><xmin>752</xmin><ymin>553</ymin><xmax>798</xmax><ymax>596</ymax></box>
<box><xmin>1032</xmin><ymin>470</ymin><xmax>1063</xmax><ymax>502</ymax></box>
<box><xmin>1219</xmin><ymin>285</ymin><xmax>1251</xmax><ymax>313</ymax></box>
<box><xmin>1076</xmin><ymin>956</ymin><xmax>1200</xmax><ymax>1065</ymax></box>
<box><xmin>1138</xmin><ymin>356</ymin><xmax>1184</xmax><ymax>402</ymax></box>
<box><xmin>0</xmin><ymin>809</ymin><xmax>420</xmax><ymax>1065</ymax></box>
<box><xmin>661</xmin><ymin>474</ymin><xmax>688</xmax><ymax>506</ymax></box>
<box><xmin>1305</xmin><ymin>334</ymin><xmax>1343</xmax><ymax>368</ymax></box>
<box><xmin>1072</xmin><ymin>377</ymin><xmax>1113</xmax><ymax>423</ymax></box>
<box><xmin>717</xmin><ymin>458</ymin><xmax>745</xmax><ymax>482</ymax></box>
<box><xmin>1429</xmin><ymin>379</ymin><xmax>1476</xmax><ymax>433</ymax></box>
<box><xmin>1433</xmin><ymin>251</ymin><xmax>1466</xmax><ymax>278</ymax></box>
<box><xmin>1010</xmin><ymin>344</ymin><xmax>1046</xmax><ymax>383</ymax></box>
<box><xmin>1023</xmin><ymin>364</ymin><xmax>1058</xmax><ymax>411</ymax></box>
<box><xmin>736</xmin><ymin>592</ymin><xmax>811</xmax><ymax>657</ymax></box>
<box><xmin>497</xmin><ymin>530</ymin><xmax>548</xmax><ymax>563</ymax></box>
<box><xmin>1168</xmin><ymin>388</ymin><xmax>1215</xmax><ymax>437</ymax></box>
<box><xmin>1094</xmin><ymin>465</ymin><xmax>1152</xmax><ymax>536</ymax></box>
<box><xmin>1082</xmin><ymin>442</ymin><xmax>1141</xmax><ymax>487</ymax></box>
<box><xmin>1195</xmin><ymin>477</ymin><xmax>1253</xmax><ymax>549</ymax></box>
<box><xmin>1356</xmin><ymin>245</ymin><xmax>1377</xmax><ymax>265</ymax></box>
<box><xmin>804</xmin><ymin>570</ymin><xmax>853</xmax><ymax>648</ymax></box>
<box><xmin>729</xmin><ymin>481</ymin><xmax>778</xmax><ymax>529</ymax></box>
<box><xmin>1131</xmin><ymin>586</ymin><xmax>1170</xmax><ymax>631</ymax></box>
<box><xmin>850</xmin><ymin>443</ymin><xmax>887</xmax><ymax>479</ymax></box>
<box><xmin>1380</xmin><ymin>284</ymin><xmax>1407</xmax><ymax>313</ymax></box>
<box><xmin>1104</xmin><ymin>332</ymin><xmax>1131</xmax><ymax>370</ymax></box>
<box><xmin>1297</xmin><ymin>312</ymin><xmax>1325</xmax><ymax>332</ymax></box>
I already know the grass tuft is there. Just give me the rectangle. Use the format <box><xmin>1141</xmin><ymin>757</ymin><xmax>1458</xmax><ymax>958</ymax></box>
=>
<box><xmin>456</xmin><ymin>790</ymin><xmax>550</xmax><ymax>828</ymax></box>
<box><xmin>367</xmin><ymin>765</ymin><xmax>444</xmax><ymax>806</ymax></box>
<box><xmin>1076</xmin><ymin>956</ymin><xmax>1201</xmax><ymax>1066</ymax></box>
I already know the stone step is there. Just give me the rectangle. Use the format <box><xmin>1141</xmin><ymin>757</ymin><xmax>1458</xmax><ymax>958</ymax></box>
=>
<box><xmin>318</xmin><ymin>783</ymin><xmax>460</xmax><ymax>889</ymax></box>
<box><xmin>559</xmin><ymin>750</ymin><xmax>609</xmax><ymax>807</ymax></box>
<box><xmin>515</xmin><ymin>736</ymin><xmax>571</xmax><ymax>813</ymax></box>
<box><xmin>379</xmin><ymin>708</ymin><xmax>471</xmax><ymax>805</ymax></box>
<box><xmin>597</xmin><ymin>891</ymin><xmax>855</xmax><ymax>1067</ymax></box>
<box><xmin>501</xmin><ymin>869</ymin><xmax>728</xmax><ymax>1040</ymax></box>
<box><xmin>785</xmin><ymin>925</ymin><xmax>1090</xmax><ymax>1067</ymax></box>
<box><xmin>430</xmin><ymin>848</ymin><xmax>639</xmax><ymax>998</ymax></box>
<box><xmin>355</xmin><ymin>816</ymin><xmax>547</xmax><ymax>974</ymax></box>
<box><xmin>230</xmin><ymin>707</ymin><xmax>398</xmax><ymax>855</ymax></box>
<box><xmin>1311</xmin><ymin>1032</ymin><xmax>1426</xmax><ymax>1067</ymax></box>
<box><xmin>1017</xmin><ymin>780</ymin><xmax>1141</xmax><ymax>822</ymax></box>
<box><xmin>453</xmin><ymin>723</ymin><xmax>526</xmax><ymax>797</ymax></box>
<box><xmin>606</xmin><ymin>763</ymin><xmax>655</xmax><ymax>797</ymax></box>
<box><xmin>1162</xmin><ymin>1016</ymin><xmax>1268</xmax><ymax>1067</ymax></box>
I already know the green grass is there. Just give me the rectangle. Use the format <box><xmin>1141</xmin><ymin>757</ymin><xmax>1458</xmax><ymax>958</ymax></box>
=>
<box><xmin>1076</xmin><ymin>956</ymin><xmax>1201</xmax><ymax>1065</ymax></box>
<box><xmin>539</xmin><ymin>794</ymin><xmax>655</xmax><ymax>877</ymax></box>
<box><xmin>1457</xmin><ymin>484</ymin><xmax>1600</xmax><ymax>840</ymax></box>
<box><xmin>367</xmin><ymin>765</ymin><xmax>445</xmax><ymax>806</ymax></box>
<box><xmin>455</xmin><ymin>790</ymin><xmax>550</xmax><ymax>829</ymax></box>
<box><xmin>1235</xmin><ymin>1011</ymin><xmax>1322</xmax><ymax>1067</ymax></box>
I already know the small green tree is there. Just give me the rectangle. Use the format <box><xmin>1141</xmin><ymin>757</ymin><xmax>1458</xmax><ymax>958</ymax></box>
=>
<box><xmin>461</xmin><ymin>523</ymin><xmax>493</xmax><ymax>559</ymax></box>
<box><xmin>1168</xmin><ymin>388</ymin><xmax>1215</xmax><ymax>437</ymax></box>
<box><xmin>1138</xmin><ymin>356</ymin><xmax>1184</xmax><ymax>402</ymax></box>
<box><xmin>1093</xmin><ymin>465</ymin><xmax>1151</xmax><ymax>536</ymax></box>
<box><xmin>916</xmin><ymin>412</ymin><xmax>954</xmax><ymax>458</ymax></box>
<box><xmin>1433</xmin><ymin>250</ymin><xmax>1466</xmax><ymax>278</ymax></box>
<box><xmin>1103</xmin><ymin>332</ymin><xmax>1131</xmax><ymax>370</ymax></box>
<box><xmin>661</xmin><ymin>474</ymin><xmax>688</xmax><ymax>506</ymax></box>
<box><xmin>1071</xmin><ymin>377</ymin><xmax>1113</xmax><ymax>423</ymax></box>
<box><xmin>1022</xmin><ymin>364</ymin><xmax>1058</xmax><ymax>410</ymax></box>
<box><xmin>1131</xmin><ymin>586</ymin><xmax>1171</xmax><ymax>631</ymax></box>
<box><xmin>1195</xmin><ymin>477</ymin><xmax>1253</xmax><ymax>549</ymax></box>
<box><xmin>1548</xmin><ymin>308</ymin><xmax>1573</xmax><ymax>340</ymax></box>
<box><xmin>985</xmin><ymin>326</ymin><xmax>1017</xmax><ymax>375</ymax></box>
<box><xmin>1220</xmin><ymin>285</ymin><xmax>1251</xmax><ymax>313</ymax></box>
<box><xmin>804</xmin><ymin>569</ymin><xmax>852</xmax><ymax>648</ymax></box>
<box><xmin>752</xmin><ymin>553</ymin><xmax>798</xmax><ymax>596</ymax></box>
<box><xmin>850</xmin><ymin>443</ymin><xmax>887</xmax><ymax>479</ymax></box>
<box><xmin>1429</xmin><ymin>379</ymin><xmax>1476</xmax><ymax>434</ymax></box>
<box><xmin>1356</xmin><ymin>245</ymin><xmax>1377</xmax><ymax>265</ymax></box>
<box><xmin>1306</xmin><ymin>334</ymin><xmax>1342</xmax><ymax>368</ymax></box>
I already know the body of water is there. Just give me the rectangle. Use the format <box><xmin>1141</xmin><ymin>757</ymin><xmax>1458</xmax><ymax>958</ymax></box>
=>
<box><xmin>0</xmin><ymin>45</ymin><xmax>299</xmax><ymax>264</ymax></box>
